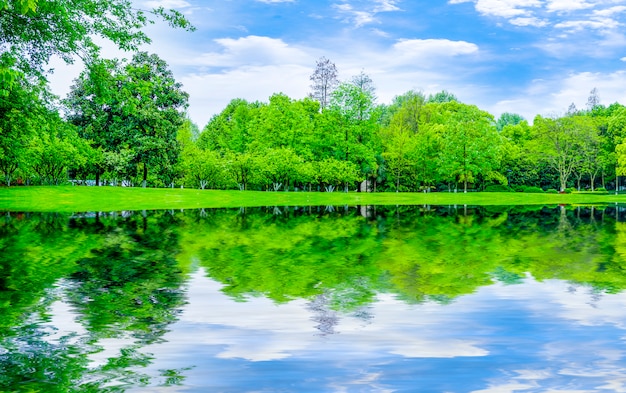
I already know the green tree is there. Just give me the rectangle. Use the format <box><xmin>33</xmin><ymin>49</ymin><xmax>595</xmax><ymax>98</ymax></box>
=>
<box><xmin>532</xmin><ymin>115</ymin><xmax>586</xmax><ymax>191</ymax></box>
<box><xmin>0</xmin><ymin>0</ymin><xmax>192</xmax><ymax>78</ymax></box>
<box><xmin>0</xmin><ymin>66</ymin><xmax>42</xmax><ymax>185</ymax></box>
<box><xmin>430</xmin><ymin>102</ymin><xmax>503</xmax><ymax>192</ymax></box>
<box><xmin>65</xmin><ymin>52</ymin><xmax>189</xmax><ymax>187</ymax></box>
<box><xmin>496</xmin><ymin>112</ymin><xmax>525</xmax><ymax>132</ymax></box>
<box><xmin>121</xmin><ymin>52</ymin><xmax>189</xmax><ymax>187</ymax></box>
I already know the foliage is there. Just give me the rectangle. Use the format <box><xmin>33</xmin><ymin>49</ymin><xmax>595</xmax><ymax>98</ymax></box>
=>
<box><xmin>0</xmin><ymin>0</ymin><xmax>193</xmax><ymax>78</ymax></box>
<box><xmin>64</xmin><ymin>52</ymin><xmax>189</xmax><ymax>187</ymax></box>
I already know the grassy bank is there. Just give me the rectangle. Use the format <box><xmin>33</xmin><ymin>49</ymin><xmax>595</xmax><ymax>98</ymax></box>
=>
<box><xmin>1</xmin><ymin>186</ymin><xmax>626</xmax><ymax>212</ymax></box>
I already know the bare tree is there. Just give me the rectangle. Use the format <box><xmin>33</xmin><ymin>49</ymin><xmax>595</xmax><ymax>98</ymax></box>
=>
<box><xmin>351</xmin><ymin>70</ymin><xmax>376</xmax><ymax>101</ymax></box>
<box><xmin>587</xmin><ymin>87</ymin><xmax>600</xmax><ymax>111</ymax></box>
<box><xmin>309</xmin><ymin>56</ymin><xmax>338</xmax><ymax>111</ymax></box>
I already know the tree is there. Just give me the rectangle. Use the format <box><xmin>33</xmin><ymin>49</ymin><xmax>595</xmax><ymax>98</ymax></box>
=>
<box><xmin>121</xmin><ymin>52</ymin><xmax>189</xmax><ymax>187</ymax></box>
<box><xmin>309</xmin><ymin>57</ymin><xmax>338</xmax><ymax>111</ymax></box>
<box><xmin>64</xmin><ymin>58</ymin><xmax>121</xmax><ymax>185</ymax></box>
<box><xmin>198</xmin><ymin>98</ymin><xmax>258</xmax><ymax>154</ymax></box>
<box><xmin>587</xmin><ymin>87</ymin><xmax>601</xmax><ymax>111</ymax></box>
<box><xmin>0</xmin><ymin>65</ymin><xmax>41</xmax><ymax>185</ymax></box>
<box><xmin>496</xmin><ymin>112</ymin><xmax>525</xmax><ymax>132</ymax></box>
<box><xmin>427</xmin><ymin>90</ymin><xmax>458</xmax><ymax>103</ymax></box>
<box><xmin>65</xmin><ymin>52</ymin><xmax>189</xmax><ymax>187</ymax></box>
<box><xmin>0</xmin><ymin>0</ymin><xmax>193</xmax><ymax>78</ymax></box>
<box><xmin>328</xmin><ymin>78</ymin><xmax>379</xmax><ymax>190</ymax></box>
<box><xmin>532</xmin><ymin>115</ymin><xmax>585</xmax><ymax>191</ymax></box>
<box><xmin>430</xmin><ymin>102</ymin><xmax>503</xmax><ymax>193</ymax></box>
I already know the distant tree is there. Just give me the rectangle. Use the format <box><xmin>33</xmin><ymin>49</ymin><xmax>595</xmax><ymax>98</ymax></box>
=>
<box><xmin>496</xmin><ymin>112</ymin><xmax>525</xmax><ymax>132</ymax></box>
<box><xmin>587</xmin><ymin>87</ymin><xmax>601</xmax><ymax>111</ymax></box>
<box><xmin>350</xmin><ymin>70</ymin><xmax>376</xmax><ymax>101</ymax></box>
<box><xmin>567</xmin><ymin>103</ymin><xmax>579</xmax><ymax>116</ymax></box>
<box><xmin>531</xmin><ymin>115</ymin><xmax>587</xmax><ymax>192</ymax></box>
<box><xmin>427</xmin><ymin>90</ymin><xmax>458</xmax><ymax>103</ymax></box>
<box><xmin>309</xmin><ymin>57</ymin><xmax>338</xmax><ymax>111</ymax></box>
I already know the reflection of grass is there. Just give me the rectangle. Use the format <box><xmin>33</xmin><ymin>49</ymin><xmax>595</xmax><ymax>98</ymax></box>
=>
<box><xmin>2</xmin><ymin>186</ymin><xmax>626</xmax><ymax>212</ymax></box>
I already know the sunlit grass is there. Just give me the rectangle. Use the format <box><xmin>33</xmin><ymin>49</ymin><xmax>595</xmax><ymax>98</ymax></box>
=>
<box><xmin>1</xmin><ymin>186</ymin><xmax>625</xmax><ymax>212</ymax></box>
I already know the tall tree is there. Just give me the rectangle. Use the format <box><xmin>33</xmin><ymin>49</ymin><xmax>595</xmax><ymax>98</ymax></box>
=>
<box><xmin>587</xmin><ymin>87</ymin><xmax>601</xmax><ymax>111</ymax></box>
<box><xmin>430</xmin><ymin>102</ymin><xmax>503</xmax><ymax>193</ymax></box>
<box><xmin>309</xmin><ymin>57</ymin><xmax>338</xmax><ymax>111</ymax></box>
<box><xmin>122</xmin><ymin>52</ymin><xmax>189</xmax><ymax>187</ymax></box>
<box><xmin>65</xmin><ymin>52</ymin><xmax>189</xmax><ymax>187</ymax></box>
<box><xmin>532</xmin><ymin>115</ymin><xmax>586</xmax><ymax>191</ymax></box>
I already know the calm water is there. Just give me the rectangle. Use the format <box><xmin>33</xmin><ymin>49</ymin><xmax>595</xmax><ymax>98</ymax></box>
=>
<box><xmin>2</xmin><ymin>205</ymin><xmax>626</xmax><ymax>392</ymax></box>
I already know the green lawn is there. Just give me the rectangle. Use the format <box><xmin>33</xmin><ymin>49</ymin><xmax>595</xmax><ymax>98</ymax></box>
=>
<box><xmin>1</xmin><ymin>186</ymin><xmax>625</xmax><ymax>212</ymax></box>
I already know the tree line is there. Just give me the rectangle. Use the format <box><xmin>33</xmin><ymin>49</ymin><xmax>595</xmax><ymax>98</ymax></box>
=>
<box><xmin>3</xmin><ymin>1</ymin><xmax>626</xmax><ymax>192</ymax></box>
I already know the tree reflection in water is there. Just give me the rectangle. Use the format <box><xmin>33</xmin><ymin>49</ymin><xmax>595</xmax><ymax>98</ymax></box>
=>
<box><xmin>1</xmin><ymin>204</ymin><xmax>626</xmax><ymax>391</ymax></box>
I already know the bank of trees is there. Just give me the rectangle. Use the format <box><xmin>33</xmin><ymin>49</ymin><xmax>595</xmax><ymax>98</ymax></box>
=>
<box><xmin>2</xmin><ymin>0</ymin><xmax>626</xmax><ymax>194</ymax></box>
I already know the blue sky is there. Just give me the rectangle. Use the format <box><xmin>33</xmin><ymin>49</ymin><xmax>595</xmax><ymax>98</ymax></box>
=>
<box><xmin>51</xmin><ymin>0</ymin><xmax>626</xmax><ymax>127</ymax></box>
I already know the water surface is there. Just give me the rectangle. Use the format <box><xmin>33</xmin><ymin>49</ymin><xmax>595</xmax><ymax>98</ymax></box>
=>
<box><xmin>2</xmin><ymin>205</ymin><xmax>626</xmax><ymax>392</ymax></box>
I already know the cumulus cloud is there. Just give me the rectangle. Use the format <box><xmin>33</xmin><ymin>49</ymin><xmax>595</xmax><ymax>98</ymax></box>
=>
<box><xmin>489</xmin><ymin>70</ymin><xmax>626</xmax><ymax>121</ymax></box>
<box><xmin>545</xmin><ymin>0</ymin><xmax>595</xmax><ymax>13</ymax></box>
<box><xmin>194</xmin><ymin>36</ymin><xmax>310</xmax><ymax>68</ymax></box>
<box><xmin>474</xmin><ymin>0</ymin><xmax>542</xmax><ymax>18</ymax></box>
<box><xmin>509</xmin><ymin>16</ymin><xmax>549</xmax><ymax>27</ymax></box>
<box><xmin>333</xmin><ymin>0</ymin><xmax>401</xmax><ymax>27</ymax></box>
<box><xmin>392</xmin><ymin>38</ymin><xmax>479</xmax><ymax>59</ymax></box>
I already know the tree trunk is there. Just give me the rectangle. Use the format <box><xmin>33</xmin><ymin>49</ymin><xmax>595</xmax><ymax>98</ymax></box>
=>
<box><xmin>142</xmin><ymin>163</ymin><xmax>148</xmax><ymax>188</ymax></box>
<box><xmin>96</xmin><ymin>171</ymin><xmax>100</xmax><ymax>186</ymax></box>
<box><xmin>464</xmin><ymin>178</ymin><xmax>467</xmax><ymax>193</ymax></box>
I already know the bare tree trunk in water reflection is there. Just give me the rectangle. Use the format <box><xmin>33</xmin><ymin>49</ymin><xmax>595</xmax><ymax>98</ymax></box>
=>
<box><xmin>307</xmin><ymin>292</ymin><xmax>339</xmax><ymax>336</ymax></box>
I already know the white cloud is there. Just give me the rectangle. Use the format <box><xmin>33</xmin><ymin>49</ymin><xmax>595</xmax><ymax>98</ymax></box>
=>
<box><xmin>509</xmin><ymin>16</ymin><xmax>549</xmax><ymax>26</ymax></box>
<box><xmin>474</xmin><ymin>0</ymin><xmax>542</xmax><ymax>18</ymax></box>
<box><xmin>333</xmin><ymin>0</ymin><xmax>401</xmax><ymax>27</ymax></box>
<box><xmin>490</xmin><ymin>70</ymin><xmax>626</xmax><ymax>121</ymax></box>
<box><xmin>175</xmin><ymin>36</ymin><xmax>481</xmax><ymax>126</ymax></box>
<box><xmin>594</xmin><ymin>5</ymin><xmax>626</xmax><ymax>17</ymax></box>
<box><xmin>392</xmin><ymin>38</ymin><xmax>479</xmax><ymax>59</ymax></box>
<box><xmin>256</xmin><ymin>0</ymin><xmax>295</xmax><ymax>3</ymax></box>
<box><xmin>182</xmin><ymin>64</ymin><xmax>312</xmax><ymax>127</ymax></box>
<box><xmin>554</xmin><ymin>18</ymin><xmax>622</xmax><ymax>32</ymax></box>
<box><xmin>545</xmin><ymin>0</ymin><xmax>595</xmax><ymax>13</ymax></box>
<box><xmin>373</xmin><ymin>0</ymin><xmax>401</xmax><ymax>12</ymax></box>
<box><xmin>195</xmin><ymin>35</ymin><xmax>310</xmax><ymax>68</ymax></box>
<box><xmin>150</xmin><ymin>270</ymin><xmax>489</xmax><ymax>362</ymax></box>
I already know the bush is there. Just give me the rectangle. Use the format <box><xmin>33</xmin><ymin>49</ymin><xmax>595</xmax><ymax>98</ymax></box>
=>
<box><xmin>512</xmin><ymin>185</ymin><xmax>525</xmax><ymax>192</ymax></box>
<box><xmin>546</xmin><ymin>189</ymin><xmax>558</xmax><ymax>194</ymax></box>
<box><xmin>596</xmin><ymin>187</ymin><xmax>607</xmax><ymax>192</ymax></box>
<box><xmin>521</xmin><ymin>186</ymin><xmax>544</xmax><ymax>193</ymax></box>
<box><xmin>484</xmin><ymin>184</ymin><xmax>511</xmax><ymax>192</ymax></box>
<box><xmin>564</xmin><ymin>187</ymin><xmax>575</xmax><ymax>194</ymax></box>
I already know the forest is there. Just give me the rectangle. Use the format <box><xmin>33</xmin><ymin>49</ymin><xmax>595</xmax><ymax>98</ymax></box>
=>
<box><xmin>3</xmin><ymin>0</ymin><xmax>626</xmax><ymax>193</ymax></box>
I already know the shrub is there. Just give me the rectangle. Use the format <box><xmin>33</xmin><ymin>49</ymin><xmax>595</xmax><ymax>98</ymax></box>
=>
<box><xmin>564</xmin><ymin>187</ymin><xmax>575</xmax><ymax>194</ymax></box>
<box><xmin>596</xmin><ymin>187</ymin><xmax>607</xmax><ymax>192</ymax></box>
<box><xmin>522</xmin><ymin>186</ymin><xmax>544</xmax><ymax>193</ymax></box>
<box><xmin>484</xmin><ymin>184</ymin><xmax>511</xmax><ymax>192</ymax></box>
<box><xmin>546</xmin><ymin>189</ymin><xmax>558</xmax><ymax>194</ymax></box>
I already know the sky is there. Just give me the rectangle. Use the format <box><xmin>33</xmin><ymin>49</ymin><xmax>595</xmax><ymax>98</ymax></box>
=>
<box><xmin>49</xmin><ymin>0</ymin><xmax>626</xmax><ymax>128</ymax></box>
<box><xmin>47</xmin><ymin>269</ymin><xmax>626</xmax><ymax>391</ymax></box>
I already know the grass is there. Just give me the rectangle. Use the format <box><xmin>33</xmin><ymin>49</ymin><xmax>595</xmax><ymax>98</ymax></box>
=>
<box><xmin>2</xmin><ymin>186</ymin><xmax>626</xmax><ymax>212</ymax></box>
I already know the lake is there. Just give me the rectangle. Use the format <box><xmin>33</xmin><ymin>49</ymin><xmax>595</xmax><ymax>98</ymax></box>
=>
<box><xmin>2</xmin><ymin>205</ymin><xmax>626</xmax><ymax>392</ymax></box>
